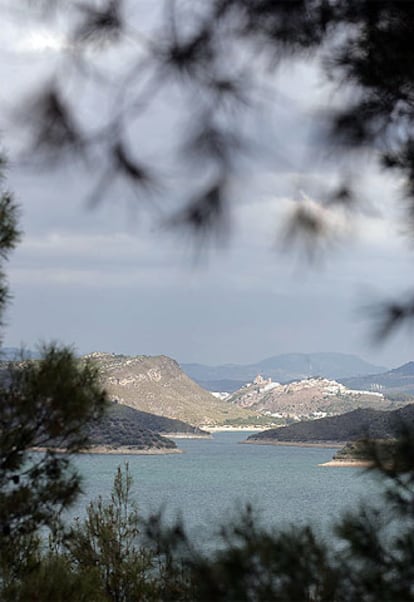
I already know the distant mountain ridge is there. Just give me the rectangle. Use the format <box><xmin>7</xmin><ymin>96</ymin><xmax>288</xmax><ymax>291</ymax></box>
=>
<box><xmin>182</xmin><ymin>353</ymin><xmax>387</xmax><ymax>392</ymax></box>
<box><xmin>340</xmin><ymin>361</ymin><xmax>414</xmax><ymax>395</ymax></box>
<box><xmin>1</xmin><ymin>347</ymin><xmax>41</xmax><ymax>360</ymax></box>
<box><xmin>390</xmin><ymin>361</ymin><xmax>414</xmax><ymax>375</ymax></box>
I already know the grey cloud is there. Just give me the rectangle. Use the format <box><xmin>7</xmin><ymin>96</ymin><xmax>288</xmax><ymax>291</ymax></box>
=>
<box><xmin>1</xmin><ymin>2</ymin><xmax>414</xmax><ymax>371</ymax></box>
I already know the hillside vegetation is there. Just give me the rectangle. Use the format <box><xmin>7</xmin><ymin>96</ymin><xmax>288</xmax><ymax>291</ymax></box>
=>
<box><xmin>102</xmin><ymin>405</ymin><xmax>210</xmax><ymax>436</ymax></box>
<box><xmin>84</xmin><ymin>402</ymin><xmax>211</xmax><ymax>452</ymax></box>
<box><xmin>246</xmin><ymin>404</ymin><xmax>414</xmax><ymax>445</ymax></box>
<box><xmin>332</xmin><ymin>440</ymin><xmax>397</xmax><ymax>463</ymax></box>
<box><xmin>86</xmin><ymin>403</ymin><xmax>178</xmax><ymax>452</ymax></box>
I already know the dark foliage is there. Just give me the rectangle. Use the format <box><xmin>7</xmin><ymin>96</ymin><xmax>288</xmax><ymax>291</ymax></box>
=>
<box><xmin>0</xmin><ymin>346</ymin><xmax>108</xmax><ymax>540</ymax></box>
<box><xmin>86</xmin><ymin>403</ymin><xmax>179</xmax><ymax>450</ymax></box>
<box><xmin>248</xmin><ymin>403</ymin><xmax>414</xmax><ymax>443</ymax></box>
<box><xmin>0</xmin><ymin>171</ymin><xmax>108</xmax><ymax>589</ymax></box>
<box><xmin>89</xmin><ymin>403</ymin><xmax>208</xmax><ymax>441</ymax></box>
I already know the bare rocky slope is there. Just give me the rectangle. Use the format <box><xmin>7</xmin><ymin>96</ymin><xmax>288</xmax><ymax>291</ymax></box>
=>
<box><xmin>87</xmin><ymin>352</ymin><xmax>253</xmax><ymax>427</ymax></box>
<box><xmin>227</xmin><ymin>375</ymin><xmax>398</xmax><ymax>421</ymax></box>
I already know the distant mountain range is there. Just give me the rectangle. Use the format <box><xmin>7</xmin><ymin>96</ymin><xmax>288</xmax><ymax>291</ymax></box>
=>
<box><xmin>182</xmin><ymin>353</ymin><xmax>387</xmax><ymax>392</ymax></box>
<box><xmin>340</xmin><ymin>362</ymin><xmax>414</xmax><ymax>395</ymax></box>
<box><xmin>1</xmin><ymin>347</ymin><xmax>41</xmax><ymax>360</ymax></box>
<box><xmin>245</xmin><ymin>404</ymin><xmax>414</xmax><ymax>445</ymax></box>
<box><xmin>7</xmin><ymin>348</ymin><xmax>414</xmax><ymax>433</ymax></box>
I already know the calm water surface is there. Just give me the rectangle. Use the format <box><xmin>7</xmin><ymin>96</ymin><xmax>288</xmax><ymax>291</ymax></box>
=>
<box><xmin>73</xmin><ymin>432</ymin><xmax>381</xmax><ymax>540</ymax></box>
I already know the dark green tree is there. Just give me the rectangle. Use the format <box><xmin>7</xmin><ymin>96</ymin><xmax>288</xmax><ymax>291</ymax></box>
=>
<box><xmin>66</xmin><ymin>464</ymin><xmax>155</xmax><ymax>602</ymax></box>
<box><xmin>0</xmin><ymin>174</ymin><xmax>108</xmax><ymax>593</ymax></box>
<box><xmin>0</xmin><ymin>347</ymin><xmax>108</xmax><ymax>539</ymax></box>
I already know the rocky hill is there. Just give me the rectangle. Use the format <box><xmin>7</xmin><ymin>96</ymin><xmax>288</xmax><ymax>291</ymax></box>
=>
<box><xmin>226</xmin><ymin>375</ymin><xmax>396</xmax><ymax>421</ymax></box>
<box><xmin>102</xmin><ymin>405</ymin><xmax>210</xmax><ymax>437</ymax></box>
<box><xmin>245</xmin><ymin>404</ymin><xmax>414</xmax><ymax>445</ymax></box>
<box><xmin>85</xmin><ymin>403</ymin><xmax>179</xmax><ymax>452</ymax></box>
<box><xmin>340</xmin><ymin>361</ymin><xmax>414</xmax><ymax>396</ymax></box>
<box><xmin>87</xmin><ymin>352</ymin><xmax>253</xmax><ymax>426</ymax></box>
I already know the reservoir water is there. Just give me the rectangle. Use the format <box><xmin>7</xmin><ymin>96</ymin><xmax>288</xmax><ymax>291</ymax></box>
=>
<box><xmin>72</xmin><ymin>432</ymin><xmax>382</xmax><ymax>543</ymax></box>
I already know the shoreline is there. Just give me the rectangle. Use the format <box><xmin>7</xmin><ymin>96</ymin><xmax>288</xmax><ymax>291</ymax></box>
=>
<box><xmin>241</xmin><ymin>439</ymin><xmax>344</xmax><ymax>448</ymax></box>
<box><xmin>32</xmin><ymin>446</ymin><xmax>183</xmax><ymax>456</ymax></box>
<box><xmin>319</xmin><ymin>459</ymin><xmax>372</xmax><ymax>468</ymax></box>
<box><xmin>204</xmin><ymin>426</ymin><xmax>265</xmax><ymax>432</ymax></box>
<box><xmin>165</xmin><ymin>433</ymin><xmax>212</xmax><ymax>439</ymax></box>
<box><xmin>83</xmin><ymin>446</ymin><xmax>184</xmax><ymax>455</ymax></box>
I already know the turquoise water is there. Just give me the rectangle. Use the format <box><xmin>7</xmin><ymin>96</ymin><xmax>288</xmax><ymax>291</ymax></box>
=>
<box><xmin>71</xmin><ymin>432</ymin><xmax>382</xmax><ymax>542</ymax></box>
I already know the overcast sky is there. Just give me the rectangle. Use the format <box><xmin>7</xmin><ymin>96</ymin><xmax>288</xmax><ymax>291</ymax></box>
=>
<box><xmin>1</xmin><ymin>3</ymin><xmax>414</xmax><ymax>369</ymax></box>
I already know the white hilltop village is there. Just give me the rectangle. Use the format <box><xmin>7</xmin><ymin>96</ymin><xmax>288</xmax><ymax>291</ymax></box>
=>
<box><xmin>212</xmin><ymin>375</ymin><xmax>387</xmax><ymax>422</ymax></box>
